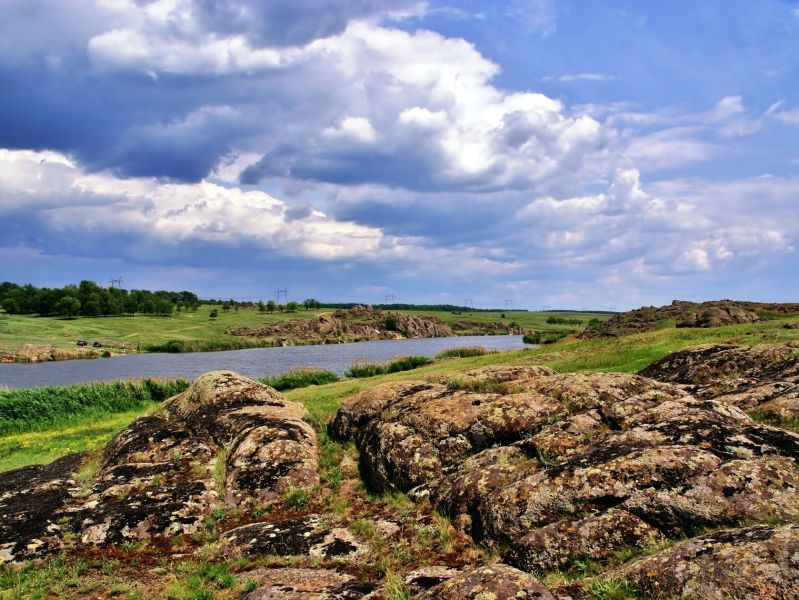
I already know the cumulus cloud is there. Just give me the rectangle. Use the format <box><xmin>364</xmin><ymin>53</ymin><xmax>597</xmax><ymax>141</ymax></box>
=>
<box><xmin>515</xmin><ymin>169</ymin><xmax>795</xmax><ymax>275</ymax></box>
<box><xmin>0</xmin><ymin>149</ymin><xmax>388</xmax><ymax>261</ymax></box>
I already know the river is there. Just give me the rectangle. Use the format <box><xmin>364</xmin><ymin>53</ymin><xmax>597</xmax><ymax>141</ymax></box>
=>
<box><xmin>0</xmin><ymin>335</ymin><xmax>530</xmax><ymax>389</ymax></box>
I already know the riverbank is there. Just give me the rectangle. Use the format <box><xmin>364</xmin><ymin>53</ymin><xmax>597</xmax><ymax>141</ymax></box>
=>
<box><xmin>0</xmin><ymin>306</ymin><xmax>604</xmax><ymax>362</ymax></box>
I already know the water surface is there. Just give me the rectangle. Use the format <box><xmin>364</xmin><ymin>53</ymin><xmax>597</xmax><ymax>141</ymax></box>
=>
<box><xmin>0</xmin><ymin>335</ymin><xmax>529</xmax><ymax>389</ymax></box>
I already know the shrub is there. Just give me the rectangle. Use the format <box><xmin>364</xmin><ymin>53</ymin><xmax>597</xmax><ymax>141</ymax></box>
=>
<box><xmin>383</xmin><ymin>315</ymin><xmax>399</xmax><ymax>331</ymax></box>
<box><xmin>523</xmin><ymin>331</ymin><xmax>568</xmax><ymax>345</ymax></box>
<box><xmin>546</xmin><ymin>316</ymin><xmax>584</xmax><ymax>326</ymax></box>
<box><xmin>259</xmin><ymin>368</ymin><xmax>339</xmax><ymax>391</ymax></box>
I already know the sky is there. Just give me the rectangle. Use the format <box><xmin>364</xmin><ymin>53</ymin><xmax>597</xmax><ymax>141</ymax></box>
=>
<box><xmin>0</xmin><ymin>0</ymin><xmax>797</xmax><ymax>310</ymax></box>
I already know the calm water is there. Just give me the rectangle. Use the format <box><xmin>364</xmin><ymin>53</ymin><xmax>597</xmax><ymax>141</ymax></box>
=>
<box><xmin>0</xmin><ymin>335</ymin><xmax>529</xmax><ymax>389</ymax></box>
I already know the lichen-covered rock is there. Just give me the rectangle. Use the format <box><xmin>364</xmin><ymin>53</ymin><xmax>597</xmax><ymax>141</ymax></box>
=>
<box><xmin>620</xmin><ymin>524</ymin><xmax>799</xmax><ymax>599</ymax></box>
<box><xmin>404</xmin><ymin>566</ymin><xmax>462</xmax><ymax>594</ymax></box>
<box><xmin>332</xmin><ymin>367</ymin><xmax>672</xmax><ymax>495</ymax></box>
<box><xmin>418</xmin><ymin>564</ymin><xmax>555</xmax><ymax>599</ymax></box>
<box><xmin>221</xmin><ymin>516</ymin><xmax>365</xmax><ymax>559</ymax></box>
<box><xmin>640</xmin><ymin>342</ymin><xmax>799</xmax><ymax>420</ymax></box>
<box><xmin>243</xmin><ymin>567</ymin><xmax>376</xmax><ymax>599</ymax></box>
<box><xmin>0</xmin><ymin>371</ymin><xmax>319</xmax><ymax>559</ymax></box>
<box><xmin>0</xmin><ymin>453</ymin><xmax>84</xmax><ymax>563</ymax></box>
<box><xmin>333</xmin><ymin>360</ymin><xmax>799</xmax><ymax>589</ymax></box>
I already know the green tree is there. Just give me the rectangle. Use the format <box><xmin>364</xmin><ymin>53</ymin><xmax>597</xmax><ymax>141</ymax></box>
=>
<box><xmin>286</xmin><ymin>301</ymin><xmax>299</xmax><ymax>312</ymax></box>
<box><xmin>266</xmin><ymin>300</ymin><xmax>276</xmax><ymax>314</ymax></box>
<box><xmin>209</xmin><ymin>308</ymin><xmax>218</xmax><ymax>318</ymax></box>
<box><xmin>1</xmin><ymin>298</ymin><xmax>20</xmax><ymax>314</ymax></box>
<box><xmin>81</xmin><ymin>294</ymin><xmax>103</xmax><ymax>317</ymax></box>
<box><xmin>257</xmin><ymin>300</ymin><xmax>266</xmax><ymax>314</ymax></box>
<box><xmin>54</xmin><ymin>296</ymin><xmax>81</xmax><ymax>319</ymax></box>
<box><xmin>222</xmin><ymin>302</ymin><xmax>231</xmax><ymax>313</ymax></box>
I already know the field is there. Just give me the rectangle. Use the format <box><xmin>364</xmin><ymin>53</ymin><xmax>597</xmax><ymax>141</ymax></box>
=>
<box><xmin>2</xmin><ymin>312</ymin><xmax>797</xmax><ymax>473</ymax></box>
<box><xmin>0</xmin><ymin>306</ymin><xmax>604</xmax><ymax>359</ymax></box>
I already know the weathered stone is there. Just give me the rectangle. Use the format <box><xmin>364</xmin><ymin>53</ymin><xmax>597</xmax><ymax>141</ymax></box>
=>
<box><xmin>221</xmin><ymin>516</ymin><xmax>365</xmax><ymax>559</ymax></box>
<box><xmin>620</xmin><ymin>524</ymin><xmax>799</xmax><ymax>599</ymax></box>
<box><xmin>418</xmin><ymin>564</ymin><xmax>555</xmax><ymax>599</ymax></box>
<box><xmin>243</xmin><ymin>567</ymin><xmax>376</xmax><ymax>599</ymax></box>
<box><xmin>332</xmin><ymin>359</ymin><xmax>799</xmax><ymax>591</ymax></box>
<box><xmin>0</xmin><ymin>453</ymin><xmax>83</xmax><ymax>563</ymax></box>
<box><xmin>640</xmin><ymin>342</ymin><xmax>799</xmax><ymax>419</ymax></box>
<box><xmin>404</xmin><ymin>566</ymin><xmax>462</xmax><ymax>594</ymax></box>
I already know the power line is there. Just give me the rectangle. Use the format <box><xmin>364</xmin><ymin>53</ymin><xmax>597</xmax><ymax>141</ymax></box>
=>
<box><xmin>384</xmin><ymin>294</ymin><xmax>395</xmax><ymax>304</ymax></box>
<box><xmin>504</xmin><ymin>299</ymin><xmax>513</xmax><ymax>310</ymax></box>
<box><xmin>109</xmin><ymin>277</ymin><xmax>123</xmax><ymax>289</ymax></box>
<box><xmin>275</xmin><ymin>288</ymin><xmax>289</xmax><ymax>304</ymax></box>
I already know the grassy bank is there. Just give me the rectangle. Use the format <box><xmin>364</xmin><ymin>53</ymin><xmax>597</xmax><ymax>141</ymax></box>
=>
<box><xmin>2</xmin><ymin>314</ymin><xmax>797</xmax><ymax>473</ymax></box>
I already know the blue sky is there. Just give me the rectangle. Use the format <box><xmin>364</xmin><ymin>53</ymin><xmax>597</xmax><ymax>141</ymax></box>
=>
<box><xmin>0</xmin><ymin>0</ymin><xmax>797</xmax><ymax>309</ymax></box>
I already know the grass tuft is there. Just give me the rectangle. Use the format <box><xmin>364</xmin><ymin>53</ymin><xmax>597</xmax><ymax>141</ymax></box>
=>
<box><xmin>435</xmin><ymin>346</ymin><xmax>496</xmax><ymax>359</ymax></box>
<box><xmin>259</xmin><ymin>368</ymin><xmax>339</xmax><ymax>391</ymax></box>
<box><xmin>345</xmin><ymin>355</ymin><xmax>432</xmax><ymax>378</ymax></box>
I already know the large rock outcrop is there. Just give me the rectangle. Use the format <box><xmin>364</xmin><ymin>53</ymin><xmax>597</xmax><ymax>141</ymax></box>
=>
<box><xmin>0</xmin><ymin>371</ymin><xmax>318</xmax><ymax>562</ymax></box>
<box><xmin>229</xmin><ymin>305</ymin><xmax>523</xmax><ymax>344</ymax></box>
<box><xmin>332</xmin><ymin>357</ymin><xmax>799</xmax><ymax>596</ymax></box>
<box><xmin>640</xmin><ymin>342</ymin><xmax>799</xmax><ymax>421</ymax></box>
<box><xmin>580</xmin><ymin>299</ymin><xmax>799</xmax><ymax>338</ymax></box>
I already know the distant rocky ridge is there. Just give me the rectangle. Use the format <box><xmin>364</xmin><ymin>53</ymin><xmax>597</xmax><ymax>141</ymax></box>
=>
<box><xmin>229</xmin><ymin>305</ymin><xmax>523</xmax><ymax>343</ymax></box>
<box><xmin>580</xmin><ymin>299</ymin><xmax>799</xmax><ymax>338</ymax></box>
<box><xmin>4</xmin><ymin>343</ymin><xmax>799</xmax><ymax>597</ymax></box>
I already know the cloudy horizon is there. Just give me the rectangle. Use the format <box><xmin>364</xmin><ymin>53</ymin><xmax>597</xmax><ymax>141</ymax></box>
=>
<box><xmin>1</xmin><ymin>1</ymin><xmax>797</xmax><ymax>310</ymax></box>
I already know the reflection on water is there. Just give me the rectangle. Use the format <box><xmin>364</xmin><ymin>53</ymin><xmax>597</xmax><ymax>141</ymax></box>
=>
<box><xmin>0</xmin><ymin>336</ymin><xmax>530</xmax><ymax>389</ymax></box>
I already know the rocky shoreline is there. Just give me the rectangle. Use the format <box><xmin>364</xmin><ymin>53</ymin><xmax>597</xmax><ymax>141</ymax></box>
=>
<box><xmin>229</xmin><ymin>305</ymin><xmax>524</xmax><ymax>344</ymax></box>
<box><xmin>3</xmin><ymin>341</ymin><xmax>799</xmax><ymax>597</ymax></box>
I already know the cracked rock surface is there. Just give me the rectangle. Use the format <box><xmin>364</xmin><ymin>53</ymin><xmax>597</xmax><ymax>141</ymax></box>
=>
<box><xmin>0</xmin><ymin>371</ymin><xmax>318</xmax><ymax>562</ymax></box>
<box><xmin>332</xmin><ymin>355</ymin><xmax>799</xmax><ymax>596</ymax></box>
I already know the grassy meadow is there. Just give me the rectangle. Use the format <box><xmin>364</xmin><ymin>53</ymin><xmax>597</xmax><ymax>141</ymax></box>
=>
<box><xmin>0</xmin><ymin>305</ymin><xmax>606</xmax><ymax>359</ymax></box>
<box><xmin>2</xmin><ymin>312</ymin><xmax>797</xmax><ymax>473</ymax></box>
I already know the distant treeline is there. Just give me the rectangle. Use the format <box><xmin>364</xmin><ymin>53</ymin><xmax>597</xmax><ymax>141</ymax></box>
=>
<box><xmin>319</xmin><ymin>302</ymin><xmax>529</xmax><ymax>312</ymax></box>
<box><xmin>0</xmin><ymin>281</ymin><xmax>201</xmax><ymax>317</ymax></box>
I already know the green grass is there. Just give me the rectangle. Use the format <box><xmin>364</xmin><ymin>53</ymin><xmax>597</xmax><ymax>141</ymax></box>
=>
<box><xmin>345</xmin><ymin>355</ymin><xmax>432</xmax><ymax>378</ymax></box>
<box><xmin>0</xmin><ymin>409</ymin><xmax>154</xmax><ymax>472</ymax></box>
<box><xmin>0</xmin><ymin>378</ymin><xmax>187</xmax><ymax>436</ymax></box>
<box><xmin>259</xmin><ymin>368</ymin><xmax>340</xmax><ymax>391</ymax></box>
<box><xmin>0</xmin><ymin>304</ymin><xmax>320</xmax><ymax>357</ymax></box>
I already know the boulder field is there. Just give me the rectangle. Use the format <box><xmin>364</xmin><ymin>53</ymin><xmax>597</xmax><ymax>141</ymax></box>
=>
<box><xmin>1</xmin><ymin>342</ymin><xmax>799</xmax><ymax>598</ymax></box>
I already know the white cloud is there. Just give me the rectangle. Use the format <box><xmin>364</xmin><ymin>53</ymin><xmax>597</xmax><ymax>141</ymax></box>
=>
<box><xmin>772</xmin><ymin>105</ymin><xmax>799</xmax><ymax>125</ymax></box>
<box><xmin>0</xmin><ymin>149</ymin><xmax>389</xmax><ymax>261</ymax></box>
<box><xmin>514</xmin><ymin>169</ymin><xmax>797</xmax><ymax>275</ymax></box>
<box><xmin>543</xmin><ymin>73</ymin><xmax>615</xmax><ymax>82</ymax></box>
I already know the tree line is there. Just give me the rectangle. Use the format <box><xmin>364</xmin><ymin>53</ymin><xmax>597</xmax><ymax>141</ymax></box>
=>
<box><xmin>0</xmin><ymin>281</ymin><xmax>200</xmax><ymax>318</ymax></box>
